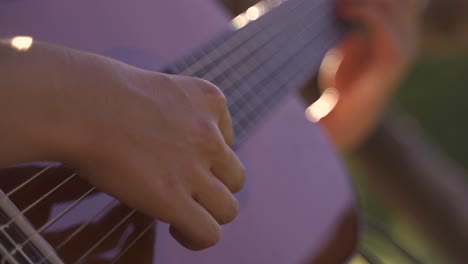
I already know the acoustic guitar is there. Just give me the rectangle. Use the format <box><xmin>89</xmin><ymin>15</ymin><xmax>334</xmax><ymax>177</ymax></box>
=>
<box><xmin>0</xmin><ymin>0</ymin><xmax>359</xmax><ymax>262</ymax></box>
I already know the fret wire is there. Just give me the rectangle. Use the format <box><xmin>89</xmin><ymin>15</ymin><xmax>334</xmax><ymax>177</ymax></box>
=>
<box><xmin>207</xmin><ymin>1</ymin><xmax>327</xmax><ymax>106</ymax></box>
<box><xmin>203</xmin><ymin>2</ymin><xmax>328</xmax><ymax>128</ymax></box>
<box><xmin>0</xmin><ymin>0</ymin><xmax>342</xmax><ymax>260</ymax></box>
<box><xmin>109</xmin><ymin>4</ymin><xmax>341</xmax><ymax>262</ymax></box>
<box><xmin>233</xmin><ymin>31</ymin><xmax>334</xmax><ymax>138</ymax></box>
<box><xmin>233</xmin><ymin>35</ymin><xmax>340</xmax><ymax>145</ymax></box>
<box><xmin>1</xmin><ymin>186</ymin><xmax>98</xmax><ymax>263</ymax></box>
<box><xmin>0</xmin><ymin>225</ymin><xmax>25</xmax><ymax>263</ymax></box>
<box><xmin>180</xmin><ymin>25</ymin><xmax>251</xmax><ymax>75</ymax></box>
<box><xmin>200</xmin><ymin>26</ymin><xmax>273</xmax><ymax>81</ymax></box>
<box><xmin>66</xmin><ymin>40</ymin><xmax>322</xmax><ymax>263</ymax></box>
<box><xmin>179</xmin><ymin>1</ymin><xmax>275</xmax><ymax>74</ymax></box>
<box><xmin>228</xmin><ymin>6</ymin><xmax>327</xmax><ymax>93</ymax></box>
<box><xmin>0</xmin><ymin>4</ymin><xmax>299</xmax><ymax>260</ymax></box>
<box><xmin>183</xmin><ymin>1</ymin><xmax>319</xmax><ymax>139</ymax></box>
<box><xmin>3</xmin><ymin>173</ymin><xmax>76</xmax><ymax>262</ymax></box>
<box><xmin>231</xmin><ymin>19</ymin><xmax>339</xmax><ymax>143</ymax></box>
<box><xmin>192</xmin><ymin>0</ymin><xmax>319</xmax><ymax>84</ymax></box>
<box><xmin>108</xmin><ymin>42</ymin><xmax>325</xmax><ymax>252</ymax></box>
<box><xmin>4</xmin><ymin>173</ymin><xmax>76</xmax><ymax>228</ymax></box>
<box><xmin>62</xmin><ymin>8</ymin><xmax>341</xmax><ymax>263</ymax></box>
<box><xmin>225</xmin><ymin>8</ymin><xmax>331</xmax><ymax>130</ymax></box>
<box><xmin>12</xmin><ymin>34</ymin><xmax>334</xmax><ymax>264</ymax></box>
<box><xmin>1</xmin><ymin>181</ymin><xmax>118</xmax><ymax>263</ymax></box>
<box><xmin>234</xmin><ymin>58</ymin><xmax>317</xmax><ymax>144</ymax></box>
<box><xmin>97</xmin><ymin>11</ymin><xmax>343</xmax><ymax>262</ymax></box>
<box><xmin>189</xmin><ymin>34</ymin><xmax>243</xmax><ymax>78</ymax></box>
<box><xmin>229</xmin><ymin>4</ymin><xmax>330</xmax><ymax>116</ymax></box>
<box><xmin>179</xmin><ymin>0</ymin><xmax>310</xmax><ymax>76</ymax></box>
<box><xmin>73</xmin><ymin>209</ymin><xmax>137</xmax><ymax>264</ymax></box>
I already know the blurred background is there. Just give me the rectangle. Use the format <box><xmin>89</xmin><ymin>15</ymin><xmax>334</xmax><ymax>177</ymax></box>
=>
<box><xmin>220</xmin><ymin>0</ymin><xmax>468</xmax><ymax>263</ymax></box>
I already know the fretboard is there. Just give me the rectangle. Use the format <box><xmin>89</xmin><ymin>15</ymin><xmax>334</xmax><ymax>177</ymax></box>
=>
<box><xmin>170</xmin><ymin>0</ymin><xmax>345</xmax><ymax>146</ymax></box>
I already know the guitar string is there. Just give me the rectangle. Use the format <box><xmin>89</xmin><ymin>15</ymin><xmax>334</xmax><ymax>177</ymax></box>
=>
<box><xmin>230</xmin><ymin>11</ymin><xmax>334</xmax><ymax>133</ymax></box>
<box><xmin>3</xmin><ymin>173</ymin><xmax>76</xmax><ymax>228</ymax></box>
<box><xmin>33</xmin><ymin>200</ymin><xmax>120</xmax><ymax>264</ymax></box>
<box><xmin>110</xmin><ymin>222</ymin><xmax>155</xmax><ymax>264</ymax></box>
<box><xmin>0</xmin><ymin>1</ymin><xmax>304</xmax><ymax>212</ymax></box>
<box><xmin>1</xmin><ymin>0</ymin><xmax>312</xmax><ymax>248</ymax></box>
<box><xmin>1</xmin><ymin>0</ymin><xmax>331</xmax><ymax>261</ymax></box>
<box><xmin>197</xmin><ymin>2</ymin><xmax>329</xmax><ymax>142</ymax></box>
<box><xmin>187</xmin><ymin>0</ymin><xmax>330</xmax><ymax>142</ymax></box>
<box><xmin>203</xmin><ymin>0</ymin><xmax>324</xmax><ymax>105</ymax></box>
<box><xmin>12</xmin><ymin>0</ymin><xmax>332</xmax><ymax>260</ymax></box>
<box><xmin>62</xmin><ymin>0</ymin><xmax>327</xmax><ymax>260</ymax></box>
<box><xmin>53</xmin><ymin>200</ymin><xmax>119</xmax><ymax>252</ymax></box>
<box><xmin>0</xmin><ymin>172</ymin><xmax>78</xmax><ymax>262</ymax></box>
<box><xmin>36</xmin><ymin>187</ymin><xmax>96</xmax><ymax>234</ymax></box>
<box><xmin>1</xmin><ymin>163</ymin><xmax>57</xmax><ymax>199</ymax></box>
<box><xmin>74</xmin><ymin>9</ymin><xmax>339</xmax><ymax>262</ymax></box>
<box><xmin>176</xmin><ymin>0</ymin><xmax>297</xmax><ymax>76</ymax></box>
<box><xmin>73</xmin><ymin>209</ymin><xmax>137</xmax><ymax>264</ymax></box>
<box><xmin>60</xmin><ymin>0</ymin><xmax>324</xmax><ymax>258</ymax></box>
<box><xmin>178</xmin><ymin>0</ymin><xmax>320</xmax><ymax>84</ymax></box>
<box><xmin>0</xmin><ymin>0</ymin><xmax>311</xmax><ymax>216</ymax></box>
<box><xmin>182</xmin><ymin>0</ymin><xmax>321</xmax><ymax>81</ymax></box>
<box><xmin>109</xmin><ymin>29</ymin><xmax>339</xmax><ymax>264</ymax></box>
<box><xmin>180</xmin><ymin>0</ymin><xmax>327</xmax><ymax>141</ymax></box>
<box><xmin>0</xmin><ymin>0</ymin><xmax>304</xmax><ymax>208</ymax></box>
<box><xmin>3</xmin><ymin>186</ymin><xmax>98</xmax><ymax>260</ymax></box>
<box><xmin>222</xmin><ymin>10</ymin><xmax>328</xmax><ymax>130</ymax></box>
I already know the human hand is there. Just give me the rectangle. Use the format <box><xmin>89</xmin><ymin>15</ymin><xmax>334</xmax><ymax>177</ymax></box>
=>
<box><xmin>40</xmin><ymin>50</ymin><xmax>247</xmax><ymax>250</ymax></box>
<box><xmin>317</xmin><ymin>0</ymin><xmax>421</xmax><ymax>151</ymax></box>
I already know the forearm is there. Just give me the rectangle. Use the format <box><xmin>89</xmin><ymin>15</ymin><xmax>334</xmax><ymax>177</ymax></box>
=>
<box><xmin>0</xmin><ymin>39</ymin><xmax>110</xmax><ymax>167</ymax></box>
<box><xmin>0</xmin><ymin>37</ymin><xmax>247</xmax><ymax>250</ymax></box>
<box><xmin>0</xmin><ymin>39</ymin><xmax>65</xmax><ymax>166</ymax></box>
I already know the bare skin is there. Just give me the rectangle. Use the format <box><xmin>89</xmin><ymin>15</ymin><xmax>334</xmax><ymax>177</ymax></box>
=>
<box><xmin>0</xmin><ymin>41</ymin><xmax>245</xmax><ymax>250</ymax></box>
<box><xmin>319</xmin><ymin>0</ymin><xmax>421</xmax><ymax>151</ymax></box>
<box><xmin>0</xmin><ymin>0</ymin><xmax>421</xmax><ymax>252</ymax></box>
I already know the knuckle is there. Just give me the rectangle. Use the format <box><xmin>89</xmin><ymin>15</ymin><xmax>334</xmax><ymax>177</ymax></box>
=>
<box><xmin>196</xmin><ymin>78</ymin><xmax>227</xmax><ymax>111</ymax></box>
<box><xmin>211</xmin><ymin>90</ymin><xmax>228</xmax><ymax>110</ymax></box>
<box><xmin>196</xmin><ymin>123</ymin><xmax>225</xmax><ymax>156</ymax></box>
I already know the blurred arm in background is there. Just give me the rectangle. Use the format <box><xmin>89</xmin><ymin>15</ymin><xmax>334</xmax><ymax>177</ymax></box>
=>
<box><xmin>318</xmin><ymin>0</ymin><xmax>421</xmax><ymax>151</ymax></box>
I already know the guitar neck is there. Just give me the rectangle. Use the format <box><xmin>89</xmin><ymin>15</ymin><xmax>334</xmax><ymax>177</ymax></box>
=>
<box><xmin>169</xmin><ymin>0</ymin><xmax>346</xmax><ymax>146</ymax></box>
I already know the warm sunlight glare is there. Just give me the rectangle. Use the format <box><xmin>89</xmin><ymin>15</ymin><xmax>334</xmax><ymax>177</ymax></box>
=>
<box><xmin>11</xmin><ymin>36</ymin><xmax>33</xmax><ymax>51</ymax></box>
<box><xmin>232</xmin><ymin>14</ymin><xmax>250</xmax><ymax>29</ymax></box>
<box><xmin>305</xmin><ymin>88</ymin><xmax>339</xmax><ymax>123</ymax></box>
<box><xmin>246</xmin><ymin>6</ymin><xmax>261</xmax><ymax>21</ymax></box>
<box><xmin>320</xmin><ymin>49</ymin><xmax>343</xmax><ymax>77</ymax></box>
<box><xmin>230</xmin><ymin>0</ymin><xmax>287</xmax><ymax>29</ymax></box>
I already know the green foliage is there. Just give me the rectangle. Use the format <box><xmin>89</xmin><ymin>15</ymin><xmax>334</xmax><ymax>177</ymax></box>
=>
<box><xmin>397</xmin><ymin>55</ymin><xmax>468</xmax><ymax>170</ymax></box>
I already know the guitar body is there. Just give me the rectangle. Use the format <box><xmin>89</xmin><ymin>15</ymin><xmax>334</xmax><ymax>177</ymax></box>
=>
<box><xmin>0</xmin><ymin>0</ymin><xmax>359</xmax><ymax>263</ymax></box>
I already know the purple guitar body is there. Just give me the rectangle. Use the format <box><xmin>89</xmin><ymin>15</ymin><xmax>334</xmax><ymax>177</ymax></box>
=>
<box><xmin>0</xmin><ymin>0</ymin><xmax>359</xmax><ymax>263</ymax></box>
